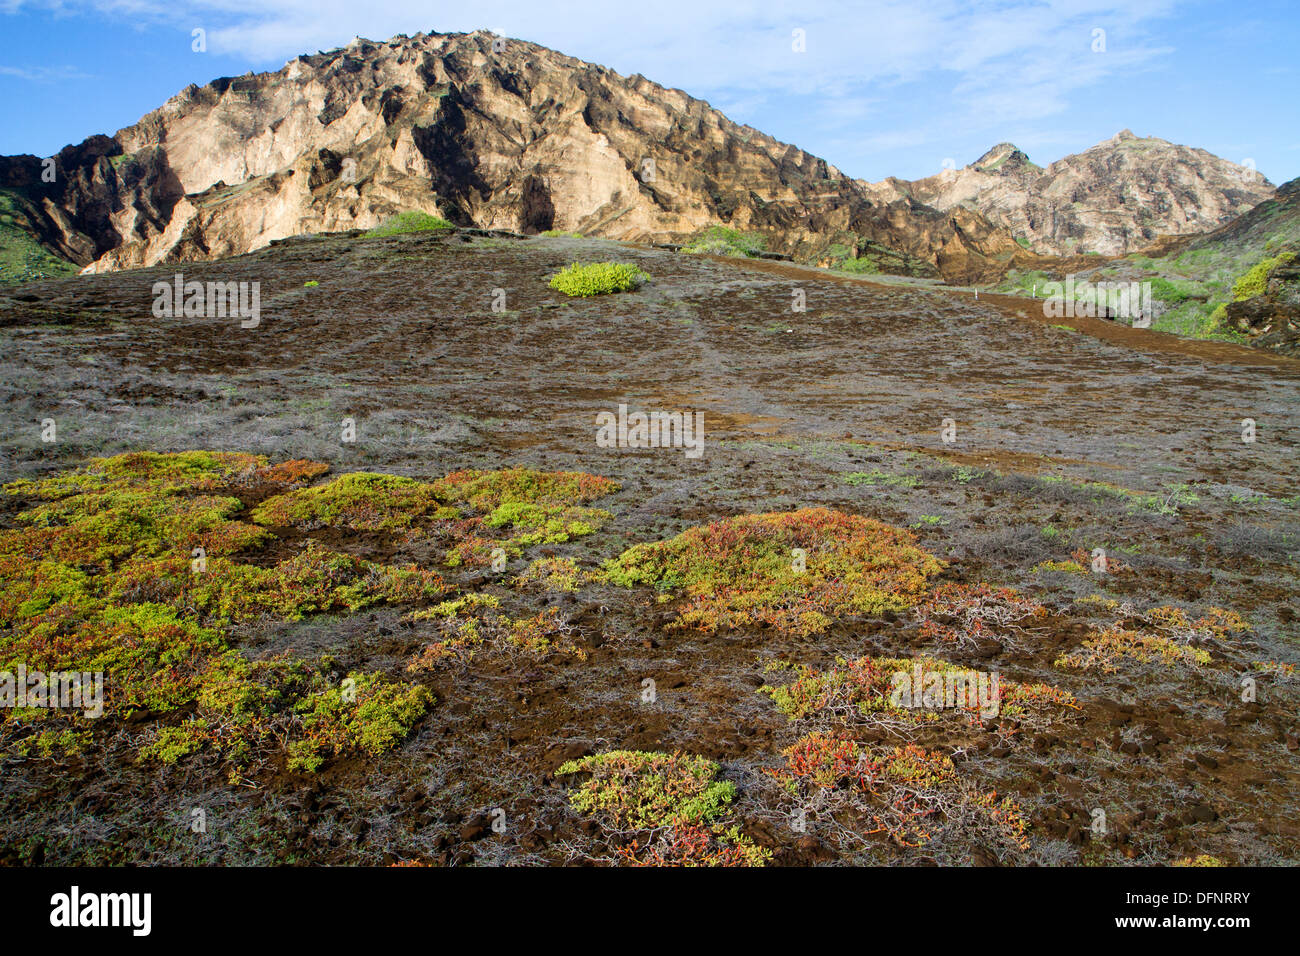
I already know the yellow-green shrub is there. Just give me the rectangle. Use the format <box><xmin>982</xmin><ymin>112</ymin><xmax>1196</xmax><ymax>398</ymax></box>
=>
<box><xmin>548</xmin><ymin>261</ymin><xmax>649</xmax><ymax>297</ymax></box>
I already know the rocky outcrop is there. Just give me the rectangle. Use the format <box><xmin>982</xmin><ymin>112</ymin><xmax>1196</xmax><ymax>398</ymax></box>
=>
<box><xmin>1216</xmin><ymin>178</ymin><xmax>1300</xmax><ymax>353</ymax></box>
<box><xmin>0</xmin><ymin>135</ymin><xmax>175</xmax><ymax>265</ymax></box>
<box><xmin>863</xmin><ymin>130</ymin><xmax>1275</xmax><ymax>256</ymax></box>
<box><xmin>2</xmin><ymin>30</ymin><xmax>1019</xmax><ymax>284</ymax></box>
<box><xmin>1224</xmin><ymin>272</ymin><xmax>1300</xmax><ymax>355</ymax></box>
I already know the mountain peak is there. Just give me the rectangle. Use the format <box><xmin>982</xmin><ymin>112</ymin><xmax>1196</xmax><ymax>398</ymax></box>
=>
<box><xmin>870</xmin><ymin>129</ymin><xmax>1274</xmax><ymax>256</ymax></box>
<box><xmin>973</xmin><ymin>142</ymin><xmax>1032</xmax><ymax>173</ymax></box>
<box><xmin>0</xmin><ymin>28</ymin><xmax>1279</xmax><ymax>282</ymax></box>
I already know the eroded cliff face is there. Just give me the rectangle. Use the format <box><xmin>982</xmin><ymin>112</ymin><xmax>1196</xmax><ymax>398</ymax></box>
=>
<box><xmin>0</xmin><ymin>135</ymin><xmax>184</xmax><ymax>266</ymax></box>
<box><xmin>862</xmin><ymin>131</ymin><xmax>1276</xmax><ymax>256</ymax></box>
<box><xmin>2</xmin><ymin>30</ymin><xmax>1023</xmax><ymax>284</ymax></box>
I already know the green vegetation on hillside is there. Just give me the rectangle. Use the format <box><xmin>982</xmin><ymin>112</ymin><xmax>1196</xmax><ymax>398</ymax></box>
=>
<box><xmin>0</xmin><ymin>189</ymin><xmax>80</xmax><ymax>285</ymax></box>
<box><xmin>1232</xmin><ymin>251</ymin><xmax>1295</xmax><ymax>301</ymax></box>
<box><xmin>815</xmin><ymin>234</ymin><xmax>937</xmax><ymax>279</ymax></box>
<box><xmin>989</xmin><ymin>181</ymin><xmax>1300</xmax><ymax>343</ymax></box>
<box><xmin>364</xmin><ymin>211</ymin><xmax>455</xmax><ymax>238</ymax></box>
<box><xmin>682</xmin><ymin>225</ymin><xmax>766</xmax><ymax>257</ymax></box>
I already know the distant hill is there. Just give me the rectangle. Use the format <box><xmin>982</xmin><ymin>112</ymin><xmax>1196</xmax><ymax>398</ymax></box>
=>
<box><xmin>992</xmin><ymin>176</ymin><xmax>1300</xmax><ymax>352</ymax></box>
<box><xmin>862</xmin><ymin>130</ymin><xmax>1275</xmax><ymax>256</ymax></box>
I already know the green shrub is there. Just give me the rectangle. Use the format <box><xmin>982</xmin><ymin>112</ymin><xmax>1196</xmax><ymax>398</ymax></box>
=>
<box><xmin>682</xmin><ymin>226</ymin><xmax>765</xmax><ymax>258</ymax></box>
<box><xmin>1232</xmin><ymin>252</ymin><xmax>1295</xmax><ymax>301</ymax></box>
<box><xmin>548</xmin><ymin>261</ymin><xmax>650</xmax><ymax>297</ymax></box>
<box><xmin>539</xmin><ymin>229</ymin><xmax>582</xmax><ymax>238</ymax></box>
<box><xmin>556</xmin><ymin>751</ymin><xmax>736</xmax><ymax>829</ymax></box>
<box><xmin>840</xmin><ymin>257</ymin><xmax>880</xmax><ymax>275</ymax></box>
<box><xmin>287</xmin><ymin>672</ymin><xmax>434</xmax><ymax>772</ymax></box>
<box><xmin>365</xmin><ymin>211</ymin><xmax>455</xmax><ymax>238</ymax></box>
<box><xmin>1147</xmin><ymin>276</ymin><xmax>1189</xmax><ymax>304</ymax></box>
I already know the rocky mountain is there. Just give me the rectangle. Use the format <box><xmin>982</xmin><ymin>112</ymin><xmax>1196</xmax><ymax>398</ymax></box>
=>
<box><xmin>0</xmin><ymin>30</ymin><xmax>1025</xmax><ymax>285</ymax></box>
<box><xmin>0</xmin><ymin>33</ymin><xmax>1279</xmax><ymax>287</ymax></box>
<box><xmin>862</xmin><ymin>130</ymin><xmax>1275</xmax><ymax>256</ymax></box>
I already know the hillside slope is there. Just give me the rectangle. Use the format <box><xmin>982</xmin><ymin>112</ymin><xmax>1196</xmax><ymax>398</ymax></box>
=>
<box><xmin>991</xmin><ymin>176</ymin><xmax>1300</xmax><ymax>352</ymax></box>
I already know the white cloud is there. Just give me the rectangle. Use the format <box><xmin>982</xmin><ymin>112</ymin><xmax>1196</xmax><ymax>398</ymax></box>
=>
<box><xmin>5</xmin><ymin>1</ymin><xmax>1182</xmax><ymax>83</ymax></box>
<box><xmin>0</xmin><ymin>63</ymin><xmax>93</xmax><ymax>80</ymax></box>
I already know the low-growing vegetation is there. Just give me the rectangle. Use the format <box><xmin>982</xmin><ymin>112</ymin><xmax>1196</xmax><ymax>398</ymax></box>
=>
<box><xmin>405</xmin><ymin>593</ymin><xmax>584</xmax><ymax>664</ymax></box>
<box><xmin>914</xmin><ymin>582</ymin><xmax>1049</xmax><ymax>649</ymax></box>
<box><xmin>1232</xmin><ymin>251</ymin><xmax>1295</xmax><ymax>301</ymax></box>
<box><xmin>767</xmin><ymin>733</ymin><xmax>1030</xmax><ymax>858</ymax></box>
<box><xmin>759</xmin><ymin>654</ymin><xmax>1077</xmax><ymax>729</ymax></box>
<box><xmin>557</xmin><ymin>750</ymin><xmax>769</xmax><ymax>866</ymax></box>
<box><xmin>0</xmin><ymin>454</ymin><xmax>616</xmax><ymax>775</ymax></box>
<box><xmin>253</xmin><ymin>466</ymin><xmax>619</xmax><ymax>566</ymax></box>
<box><xmin>681</xmin><ymin>225</ymin><xmax>766</xmax><ymax>258</ymax></box>
<box><xmin>548</xmin><ymin>261</ymin><xmax>650</xmax><ymax>296</ymax></box>
<box><xmin>364</xmin><ymin>211</ymin><xmax>455</xmax><ymax>237</ymax></box>
<box><xmin>514</xmin><ymin>556</ymin><xmax>588</xmax><ymax>592</ymax></box>
<box><xmin>1054</xmin><ymin>625</ymin><xmax>1212</xmax><ymax>673</ymax></box>
<box><xmin>601</xmin><ymin>507</ymin><xmax>944</xmax><ymax>635</ymax></box>
<box><xmin>0</xmin><ymin>452</ymin><xmax>437</xmax><ymax>773</ymax></box>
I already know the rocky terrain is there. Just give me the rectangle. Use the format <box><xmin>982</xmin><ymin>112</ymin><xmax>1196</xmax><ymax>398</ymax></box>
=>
<box><xmin>863</xmin><ymin>131</ymin><xmax>1275</xmax><ymax>256</ymax></box>
<box><xmin>1</xmin><ymin>228</ymin><xmax>1297</xmax><ymax>866</ymax></box>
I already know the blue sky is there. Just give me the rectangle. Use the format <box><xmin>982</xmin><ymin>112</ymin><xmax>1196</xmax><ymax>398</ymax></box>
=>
<box><xmin>1</xmin><ymin>0</ymin><xmax>1296</xmax><ymax>184</ymax></box>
